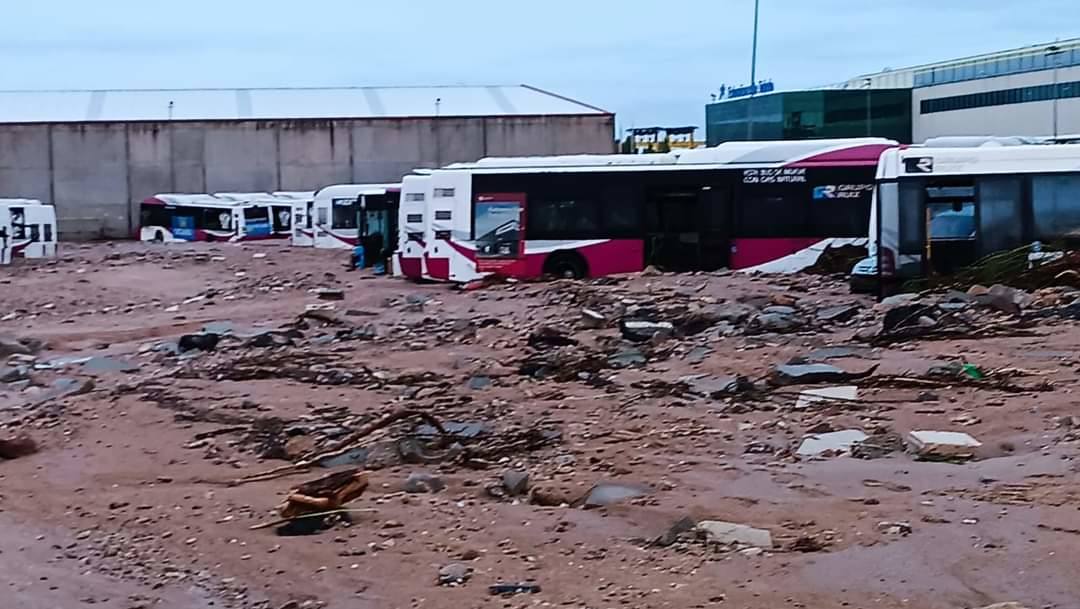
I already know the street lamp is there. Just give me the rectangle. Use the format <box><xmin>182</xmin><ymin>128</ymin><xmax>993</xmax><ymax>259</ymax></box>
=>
<box><xmin>1046</xmin><ymin>45</ymin><xmax>1064</xmax><ymax>137</ymax></box>
<box><xmin>863</xmin><ymin>77</ymin><xmax>872</xmax><ymax>137</ymax></box>
<box><xmin>746</xmin><ymin>0</ymin><xmax>760</xmax><ymax>140</ymax></box>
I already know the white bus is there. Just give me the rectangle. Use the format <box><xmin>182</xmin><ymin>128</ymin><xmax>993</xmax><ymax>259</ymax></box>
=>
<box><xmin>872</xmin><ymin>143</ymin><xmax>1080</xmax><ymax>286</ymax></box>
<box><xmin>396</xmin><ymin>174</ymin><xmax>432</xmax><ymax>280</ymax></box>
<box><xmin>0</xmin><ymin>199</ymin><xmax>58</xmax><ymax>264</ymax></box>
<box><xmin>406</xmin><ymin>139</ymin><xmax>895</xmax><ymax>283</ymax></box>
<box><xmin>140</xmin><ymin>194</ymin><xmax>282</xmax><ymax>242</ymax></box>
<box><xmin>309</xmin><ymin>185</ymin><xmax>400</xmax><ymax>258</ymax></box>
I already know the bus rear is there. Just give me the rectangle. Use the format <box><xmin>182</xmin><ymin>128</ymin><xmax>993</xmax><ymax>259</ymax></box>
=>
<box><xmin>0</xmin><ymin>199</ymin><xmax>57</xmax><ymax>264</ymax></box>
<box><xmin>396</xmin><ymin>175</ymin><xmax>430</xmax><ymax>279</ymax></box>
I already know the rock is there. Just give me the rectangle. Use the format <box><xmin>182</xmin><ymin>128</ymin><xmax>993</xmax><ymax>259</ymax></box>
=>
<box><xmin>619</xmin><ymin>320</ymin><xmax>674</xmax><ymax>342</ymax></box>
<box><xmin>553</xmin><ymin>454</ymin><xmax>577</xmax><ymax>468</ymax></box>
<box><xmin>907</xmin><ymin>430</ymin><xmax>982</xmax><ymax>460</ymax></box>
<box><xmin>467</xmin><ymin>375</ymin><xmax>492</xmax><ymax>390</ymax></box>
<box><xmin>316</xmin><ymin>288</ymin><xmax>345</xmax><ymax>301</ymax></box>
<box><xmin>527</xmin><ymin>326</ymin><xmax>577</xmax><ymax>349</ymax></box>
<box><xmin>770</xmin><ymin>363</ymin><xmax>876</xmax><ymax>386</ymax></box>
<box><xmin>581</xmin><ymin>309</ymin><xmax>606</xmax><ymax>329</ymax></box>
<box><xmin>761</xmin><ymin>305</ymin><xmax>798</xmax><ymax>316</ymax></box>
<box><xmin>877</xmin><ymin>521</ymin><xmax>912</xmax><ymax>535</ymax></box>
<box><xmin>879</xmin><ymin>293</ymin><xmax>920</xmax><ymax>309</ymax></box>
<box><xmin>284</xmin><ymin>435</ymin><xmax>317</xmax><ymax>460</ymax></box>
<box><xmin>0</xmin><ymin>435</ymin><xmax>38</xmax><ymax>459</ymax></box>
<box><xmin>404</xmin><ymin>472</ymin><xmax>446</xmax><ymax>494</ymax></box>
<box><xmin>745</xmin><ymin>311</ymin><xmax>807</xmax><ymax>334</ymax></box>
<box><xmin>501</xmin><ymin>470</ymin><xmax>530</xmax><ymax>496</ymax></box>
<box><xmin>794</xmin><ymin>385</ymin><xmax>858</xmax><ymax>409</ymax></box>
<box><xmin>696</xmin><ymin>521</ymin><xmax>773</xmax><ymax>549</ymax></box>
<box><xmin>967</xmin><ymin>284</ymin><xmax>990</xmax><ymax>297</ymax></box>
<box><xmin>769</xmin><ymin>293</ymin><xmax>798</xmax><ymax>307</ymax></box>
<box><xmin>0</xmin><ymin>337</ymin><xmax>33</xmax><ymax>359</ymax></box>
<box><xmin>607</xmin><ymin>347</ymin><xmax>646</xmax><ymax>369</ymax></box>
<box><xmin>0</xmin><ymin>365</ymin><xmax>30</xmax><ymax>383</ymax></box>
<box><xmin>815</xmin><ymin>304</ymin><xmax>861</xmax><ymax>324</ymax></box>
<box><xmin>582</xmin><ymin>482</ymin><xmax>651</xmax><ymax>508</ymax></box>
<box><xmin>796</xmin><ymin>429</ymin><xmax>868</xmax><ymax>457</ymax></box>
<box><xmin>680</xmin><ymin>374</ymin><xmax>756</xmax><ymax>399</ymax></box>
<box><xmin>713</xmin><ymin>302</ymin><xmax>758</xmax><ymax>324</ymax></box>
<box><xmin>684</xmin><ymin>346</ymin><xmax>711</xmax><ymax>364</ymax></box>
<box><xmin>437</xmin><ymin>562</ymin><xmax>472</xmax><ymax>586</ymax></box>
<box><xmin>975</xmin><ymin>284</ymin><xmax>1029</xmax><ymax>316</ymax></box>
<box><xmin>177</xmin><ymin>333</ymin><xmax>220</xmax><ymax>353</ymax></box>
<box><xmin>976</xmin><ymin>604</ymin><xmax>1031</xmax><ymax>609</ymax></box>
<box><xmin>529</xmin><ymin>484</ymin><xmax>574</xmax><ymax>507</ymax></box>
<box><xmin>652</xmin><ymin>515</ymin><xmax>697</xmax><ymax>547</ymax></box>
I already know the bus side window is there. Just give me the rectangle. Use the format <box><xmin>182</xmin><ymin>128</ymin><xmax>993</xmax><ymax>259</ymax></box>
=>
<box><xmin>317</xmin><ymin>208</ymin><xmax>329</xmax><ymax>226</ymax></box>
<box><xmin>44</xmin><ymin>224</ymin><xmax>53</xmax><ymax>243</ymax></box>
<box><xmin>29</xmin><ymin>225</ymin><xmax>40</xmax><ymax>242</ymax></box>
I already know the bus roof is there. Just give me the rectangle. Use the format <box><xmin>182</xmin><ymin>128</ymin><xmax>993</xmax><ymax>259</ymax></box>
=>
<box><xmin>313</xmin><ymin>183</ymin><xmax>402</xmax><ymax>201</ymax></box>
<box><xmin>143</xmin><ymin>194</ymin><xmax>252</xmax><ymax>207</ymax></box>
<box><xmin>879</xmin><ymin>143</ymin><xmax>1080</xmax><ymax>180</ymax></box>
<box><xmin>445</xmin><ymin>138</ymin><xmax>896</xmax><ymax>174</ymax></box>
<box><xmin>0</xmin><ymin>198</ymin><xmax>45</xmax><ymax>206</ymax></box>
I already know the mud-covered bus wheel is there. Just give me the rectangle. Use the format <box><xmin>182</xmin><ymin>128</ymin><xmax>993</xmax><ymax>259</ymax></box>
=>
<box><xmin>544</xmin><ymin>251</ymin><xmax>588</xmax><ymax>280</ymax></box>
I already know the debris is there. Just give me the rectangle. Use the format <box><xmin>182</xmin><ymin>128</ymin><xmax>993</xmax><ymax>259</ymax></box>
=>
<box><xmin>684</xmin><ymin>346</ymin><xmax>711</xmax><ymax>364</ymax></box>
<box><xmin>850</xmin><ymin>430</ymin><xmax>906</xmax><ymax>459</ymax></box>
<box><xmin>619</xmin><ymin>320</ymin><xmax>675</xmax><ymax>342</ymax></box>
<box><xmin>794</xmin><ymin>386</ymin><xmax>858</xmax><ymax>409</ymax></box>
<box><xmin>177</xmin><ymin>333</ymin><xmax>221</xmax><ymax>353</ymax></box>
<box><xmin>713</xmin><ymin>302</ymin><xmax>758</xmax><ymax>324</ymax></box>
<box><xmin>975</xmin><ymin>604</ymin><xmax>1030</xmax><ymax>609</ymax></box>
<box><xmin>438</xmin><ymin>563</ymin><xmax>473</xmax><ymax>586</ymax></box>
<box><xmin>276</xmin><ymin>468</ymin><xmax>369</xmax><ymax>521</ymax></box>
<box><xmin>907</xmin><ymin>430</ymin><xmax>982</xmax><ymax>461</ymax></box>
<box><xmin>582</xmin><ymin>482</ymin><xmax>651</xmax><ymax>508</ymax></box>
<box><xmin>501</xmin><ymin>470</ymin><xmax>530</xmax><ymax>496</ymax></box>
<box><xmin>467</xmin><ymin>375</ymin><xmax>492</xmax><ymax>390</ymax></box>
<box><xmin>489</xmin><ymin>583</ymin><xmax>541</xmax><ymax>596</ymax></box>
<box><xmin>696</xmin><ymin>521</ymin><xmax>773</xmax><ymax>549</ymax></box>
<box><xmin>789</xmin><ymin>535</ymin><xmax>828</xmax><ymax>552</ymax></box>
<box><xmin>680</xmin><ymin>374</ymin><xmax>757</xmax><ymax>399</ymax></box>
<box><xmin>877</xmin><ymin>521</ymin><xmax>912</xmax><ymax>535</ymax></box>
<box><xmin>651</xmin><ymin>515</ymin><xmax>697</xmax><ymax>547</ymax></box>
<box><xmin>0</xmin><ymin>365</ymin><xmax>30</xmax><ymax>383</ymax></box>
<box><xmin>745</xmin><ymin>311</ymin><xmax>807</xmax><ymax>334</ymax></box>
<box><xmin>81</xmin><ymin>356</ymin><xmax>139</xmax><ymax>373</ymax></box>
<box><xmin>797</xmin><ymin>429</ymin><xmax>868</xmax><ymax>457</ymax></box>
<box><xmin>607</xmin><ymin>346</ymin><xmax>647</xmax><ymax>369</ymax></box>
<box><xmin>0</xmin><ymin>336</ymin><xmax>38</xmax><ymax>359</ymax></box>
<box><xmin>527</xmin><ymin>326</ymin><xmax>577</xmax><ymax>349</ymax></box>
<box><xmin>815</xmin><ymin>304</ymin><xmax>861</xmax><ymax>324</ymax></box>
<box><xmin>0</xmin><ymin>435</ymin><xmax>38</xmax><ymax>460</ymax></box>
<box><xmin>770</xmin><ymin>363</ymin><xmax>877</xmax><ymax>386</ymax></box>
<box><xmin>316</xmin><ymin>288</ymin><xmax>345</xmax><ymax>301</ymax></box>
<box><xmin>404</xmin><ymin>472</ymin><xmax>446</xmax><ymax>494</ymax></box>
<box><xmin>580</xmin><ymin>309</ymin><xmax>606</xmax><ymax>329</ymax></box>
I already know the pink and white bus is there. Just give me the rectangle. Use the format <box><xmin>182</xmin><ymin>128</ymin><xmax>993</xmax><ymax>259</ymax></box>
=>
<box><xmin>408</xmin><ymin>138</ymin><xmax>896</xmax><ymax>282</ymax></box>
<box><xmin>396</xmin><ymin>174</ymin><xmax>431</xmax><ymax>279</ymax></box>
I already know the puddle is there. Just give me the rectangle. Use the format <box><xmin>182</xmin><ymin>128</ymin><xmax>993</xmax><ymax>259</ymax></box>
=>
<box><xmin>583</xmin><ymin>482</ymin><xmax>651</xmax><ymax>507</ymax></box>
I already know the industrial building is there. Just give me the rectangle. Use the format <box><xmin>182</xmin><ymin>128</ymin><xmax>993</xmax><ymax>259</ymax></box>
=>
<box><xmin>707</xmin><ymin>38</ymin><xmax>1080</xmax><ymax>145</ymax></box>
<box><xmin>0</xmin><ymin>85</ymin><xmax>614</xmax><ymax>239</ymax></box>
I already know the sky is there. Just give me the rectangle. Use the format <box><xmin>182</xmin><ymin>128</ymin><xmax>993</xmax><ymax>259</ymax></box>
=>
<box><xmin>2</xmin><ymin>1</ymin><xmax>1077</xmax><ymax>131</ymax></box>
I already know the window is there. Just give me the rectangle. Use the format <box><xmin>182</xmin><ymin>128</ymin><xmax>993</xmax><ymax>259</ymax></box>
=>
<box><xmin>527</xmin><ymin>198</ymin><xmax>601</xmax><ymax>238</ymax></box>
<box><xmin>331</xmin><ymin>199</ymin><xmax>358</xmax><ymax>229</ymax></box>
<box><xmin>434</xmin><ymin>188</ymin><xmax>455</xmax><ymax>198</ymax></box>
<box><xmin>140</xmin><ymin>204</ymin><xmax>170</xmax><ymax>229</ymax></box>
<box><xmin>735</xmin><ymin>184</ymin><xmax>806</xmax><ymax>238</ymax></box>
<box><xmin>405</xmin><ymin>193</ymin><xmax>425</xmax><ymax>202</ymax></box>
<box><xmin>898</xmin><ymin>182</ymin><xmax>924</xmax><ymax>255</ymax></box>
<box><xmin>203</xmin><ymin>208</ymin><xmax>231</xmax><ymax>231</ymax></box>
<box><xmin>1032</xmin><ymin>174</ymin><xmax>1080</xmax><ymax>239</ymax></box>
<box><xmin>921</xmin><ymin>79</ymin><xmax>1080</xmax><ymax>114</ymax></box>
<box><xmin>434</xmin><ymin>210</ymin><xmax>452</xmax><ymax>221</ymax></box>
<box><xmin>11</xmin><ymin>209</ymin><xmax>25</xmax><ymax>239</ymax></box>
<box><xmin>29</xmin><ymin>225</ymin><xmax>40</xmax><ymax>242</ymax></box>
<box><xmin>317</xmin><ymin>207</ymin><xmax>329</xmax><ymax>226</ymax></box>
<box><xmin>43</xmin><ymin>224</ymin><xmax>53</xmax><ymax>243</ymax></box>
<box><xmin>603</xmin><ymin>185</ymin><xmax>642</xmax><ymax>234</ymax></box>
<box><xmin>406</xmin><ymin>213</ymin><xmax>422</xmax><ymax>223</ymax></box>
<box><xmin>978</xmin><ymin>177</ymin><xmax>1023</xmax><ymax>254</ymax></box>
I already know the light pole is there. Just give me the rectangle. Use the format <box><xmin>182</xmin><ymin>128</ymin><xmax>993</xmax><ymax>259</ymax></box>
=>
<box><xmin>1046</xmin><ymin>45</ymin><xmax>1064</xmax><ymax>137</ymax></box>
<box><xmin>746</xmin><ymin>0</ymin><xmax>760</xmax><ymax>140</ymax></box>
<box><xmin>863</xmin><ymin>77</ymin><xmax>872</xmax><ymax>137</ymax></box>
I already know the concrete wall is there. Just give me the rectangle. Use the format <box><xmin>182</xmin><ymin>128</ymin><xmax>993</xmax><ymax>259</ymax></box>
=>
<box><xmin>913</xmin><ymin>65</ymin><xmax>1080</xmax><ymax>142</ymax></box>
<box><xmin>0</xmin><ymin>114</ymin><xmax>615</xmax><ymax>239</ymax></box>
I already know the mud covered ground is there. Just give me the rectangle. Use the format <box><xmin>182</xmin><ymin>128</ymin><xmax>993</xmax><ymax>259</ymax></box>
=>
<box><xmin>1</xmin><ymin>241</ymin><xmax>1078</xmax><ymax>609</ymax></box>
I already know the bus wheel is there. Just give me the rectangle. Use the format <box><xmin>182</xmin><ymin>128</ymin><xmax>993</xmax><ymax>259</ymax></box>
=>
<box><xmin>544</xmin><ymin>251</ymin><xmax>588</xmax><ymax>280</ymax></box>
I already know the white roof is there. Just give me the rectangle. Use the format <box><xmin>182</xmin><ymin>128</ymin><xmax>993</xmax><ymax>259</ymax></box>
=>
<box><xmin>879</xmin><ymin>143</ymin><xmax>1080</xmax><ymax>179</ymax></box>
<box><xmin>449</xmin><ymin>138</ymin><xmax>896</xmax><ymax>173</ymax></box>
<box><xmin>0</xmin><ymin>85</ymin><xmax>610</xmax><ymax>124</ymax></box>
<box><xmin>313</xmin><ymin>183</ymin><xmax>402</xmax><ymax>202</ymax></box>
<box><xmin>0</xmin><ymin>198</ymin><xmax>44</xmax><ymax>206</ymax></box>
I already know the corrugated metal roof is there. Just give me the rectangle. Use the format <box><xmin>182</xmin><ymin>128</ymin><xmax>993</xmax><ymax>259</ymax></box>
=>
<box><xmin>0</xmin><ymin>85</ymin><xmax>610</xmax><ymax>124</ymax></box>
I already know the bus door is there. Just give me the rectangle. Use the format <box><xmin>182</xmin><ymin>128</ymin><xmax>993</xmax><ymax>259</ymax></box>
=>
<box><xmin>922</xmin><ymin>180</ymin><xmax>977</xmax><ymax>276</ymax></box>
<box><xmin>360</xmin><ymin>193</ymin><xmax>398</xmax><ymax>267</ymax></box>
<box><xmin>291</xmin><ymin>201</ymin><xmax>313</xmax><ymax>246</ymax></box>
<box><xmin>271</xmin><ymin>205</ymin><xmax>292</xmax><ymax>238</ymax></box>
<box><xmin>644</xmin><ymin>186</ymin><xmax>705</xmax><ymax>271</ymax></box>
<box><xmin>699</xmin><ymin>186</ymin><xmax>730</xmax><ymax>270</ymax></box>
<box><xmin>473</xmin><ymin>193</ymin><xmax>526</xmax><ymax>276</ymax></box>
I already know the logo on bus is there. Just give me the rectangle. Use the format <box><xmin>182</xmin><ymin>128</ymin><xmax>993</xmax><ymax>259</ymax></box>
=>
<box><xmin>743</xmin><ymin>168</ymin><xmax>807</xmax><ymax>184</ymax></box>
<box><xmin>813</xmin><ymin>184</ymin><xmax>874</xmax><ymax>200</ymax></box>
<box><xmin>903</xmin><ymin>157</ymin><xmax>934</xmax><ymax>173</ymax></box>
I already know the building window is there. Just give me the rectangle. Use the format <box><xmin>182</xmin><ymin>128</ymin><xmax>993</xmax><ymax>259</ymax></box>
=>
<box><xmin>921</xmin><ymin>79</ymin><xmax>1080</xmax><ymax>114</ymax></box>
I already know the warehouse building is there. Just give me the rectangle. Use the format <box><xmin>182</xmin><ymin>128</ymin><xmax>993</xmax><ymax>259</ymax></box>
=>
<box><xmin>0</xmin><ymin>85</ymin><xmax>614</xmax><ymax>239</ymax></box>
<box><xmin>707</xmin><ymin>38</ymin><xmax>1080</xmax><ymax>145</ymax></box>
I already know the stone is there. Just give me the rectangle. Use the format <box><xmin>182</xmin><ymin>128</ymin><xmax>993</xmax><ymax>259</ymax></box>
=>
<box><xmin>680</xmin><ymin>374</ymin><xmax>756</xmax><ymax>399</ymax></box>
<box><xmin>652</xmin><ymin>515</ymin><xmax>697</xmax><ymax>547</ymax></box>
<box><xmin>529</xmin><ymin>484</ymin><xmax>574</xmax><ymax>507</ymax></box>
<box><xmin>907</xmin><ymin>430</ymin><xmax>982</xmax><ymax>460</ymax></box>
<box><xmin>467</xmin><ymin>375</ymin><xmax>492</xmax><ymax>390</ymax></box>
<box><xmin>684</xmin><ymin>346</ymin><xmax>711</xmax><ymax>364</ymax></box>
<box><xmin>879</xmin><ymin>293</ymin><xmax>920</xmax><ymax>309</ymax></box>
<box><xmin>437</xmin><ymin>563</ymin><xmax>472</xmax><ymax>586</ymax></box>
<box><xmin>501</xmin><ymin>470</ymin><xmax>530</xmax><ymax>496</ymax></box>
<box><xmin>713</xmin><ymin>302</ymin><xmax>758</xmax><ymax>324</ymax></box>
<box><xmin>582</xmin><ymin>482</ymin><xmax>651</xmax><ymax>508</ymax></box>
<box><xmin>0</xmin><ymin>435</ymin><xmax>38</xmax><ymax>459</ymax></box>
<box><xmin>761</xmin><ymin>305</ymin><xmax>798</xmax><ymax>316</ymax></box>
<box><xmin>607</xmin><ymin>347</ymin><xmax>646</xmax><ymax>369</ymax></box>
<box><xmin>404</xmin><ymin>472</ymin><xmax>446</xmax><ymax>493</ymax></box>
<box><xmin>696</xmin><ymin>521</ymin><xmax>773</xmax><ymax>549</ymax></box>
<box><xmin>877</xmin><ymin>521</ymin><xmax>913</xmax><ymax>535</ymax></box>
<box><xmin>0</xmin><ymin>365</ymin><xmax>30</xmax><ymax>383</ymax></box>
<box><xmin>771</xmin><ymin>363</ymin><xmax>875</xmax><ymax>386</ymax></box>
<box><xmin>976</xmin><ymin>604</ymin><xmax>1031</xmax><ymax>609</ymax></box>
<box><xmin>0</xmin><ymin>337</ymin><xmax>33</xmax><ymax>359</ymax></box>
<box><xmin>815</xmin><ymin>304</ymin><xmax>861</xmax><ymax>324</ymax></box>
<box><xmin>580</xmin><ymin>309</ymin><xmax>606</xmax><ymax>329</ymax></box>
<box><xmin>619</xmin><ymin>320</ymin><xmax>674</xmax><ymax>342</ymax></box>
<box><xmin>796</xmin><ymin>429</ymin><xmax>868</xmax><ymax>457</ymax></box>
<box><xmin>794</xmin><ymin>386</ymin><xmax>858</xmax><ymax>409</ymax></box>
<box><xmin>746</xmin><ymin>312</ymin><xmax>807</xmax><ymax>334</ymax></box>
<box><xmin>177</xmin><ymin>333</ymin><xmax>220</xmax><ymax>353</ymax></box>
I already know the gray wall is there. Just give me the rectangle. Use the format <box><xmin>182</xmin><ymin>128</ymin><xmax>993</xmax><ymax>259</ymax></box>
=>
<box><xmin>0</xmin><ymin>115</ymin><xmax>615</xmax><ymax>239</ymax></box>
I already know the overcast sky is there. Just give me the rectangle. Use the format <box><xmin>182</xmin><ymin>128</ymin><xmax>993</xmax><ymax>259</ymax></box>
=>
<box><xmin>2</xmin><ymin>1</ymin><xmax>1075</xmax><ymax>130</ymax></box>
